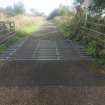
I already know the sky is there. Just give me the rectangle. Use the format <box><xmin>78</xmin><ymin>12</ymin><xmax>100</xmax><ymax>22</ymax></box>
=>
<box><xmin>0</xmin><ymin>0</ymin><xmax>74</xmax><ymax>15</ymax></box>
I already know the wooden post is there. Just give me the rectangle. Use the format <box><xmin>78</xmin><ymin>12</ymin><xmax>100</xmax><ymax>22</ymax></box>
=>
<box><xmin>84</xmin><ymin>8</ymin><xmax>88</xmax><ymax>26</ymax></box>
<box><xmin>13</xmin><ymin>21</ymin><xmax>15</xmax><ymax>32</ymax></box>
<box><xmin>96</xmin><ymin>43</ymin><xmax>103</xmax><ymax>57</ymax></box>
<box><xmin>9</xmin><ymin>21</ymin><xmax>15</xmax><ymax>33</ymax></box>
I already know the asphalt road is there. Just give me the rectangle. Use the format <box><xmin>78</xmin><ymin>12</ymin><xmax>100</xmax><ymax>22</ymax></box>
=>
<box><xmin>0</xmin><ymin>21</ymin><xmax>105</xmax><ymax>105</ymax></box>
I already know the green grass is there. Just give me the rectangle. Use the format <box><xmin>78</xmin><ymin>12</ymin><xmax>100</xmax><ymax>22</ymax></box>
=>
<box><xmin>16</xmin><ymin>23</ymin><xmax>41</xmax><ymax>38</ymax></box>
<box><xmin>0</xmin><ymin>36</ymin><xmax>19</xmax><ymax>53</ymax></box>
<box><xmin>55</xmin><ymin>16</ymin><xmax>105</xmax><ymax>65</ymax></box>
<box><xmin>0</xmin><ymin>31</ymin><xmax>9</xmax><ymax>36</ymax></box>
<box><xmin>0</xmin><ymin>19</ymin><xmax>44</xmax><ymax>54</ymax></box>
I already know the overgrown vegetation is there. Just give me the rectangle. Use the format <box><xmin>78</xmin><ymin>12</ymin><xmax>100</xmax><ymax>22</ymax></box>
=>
<box><xmin>54</xmin><ymin>0</ymin><xmax>105</xmax><ymax>65</ymax></box>
<box><xmin>0</xmin><ymin>0</ymin><xmax>45</xmax><ymax>53</ymax></box>
<box><xmin>0</xmin><ymin>15</ymin><xmax>44</xmax><ymax>53</ymax></box>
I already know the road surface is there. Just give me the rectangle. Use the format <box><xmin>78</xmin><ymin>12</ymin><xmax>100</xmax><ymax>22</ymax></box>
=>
<box><xmin>0</xmin><ymin>21</ymin><xmax>105</xmax><ymax>105</ymax></box>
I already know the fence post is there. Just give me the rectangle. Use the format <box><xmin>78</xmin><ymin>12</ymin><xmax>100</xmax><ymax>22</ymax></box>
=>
<box><xmin>13</xmin><ymin>21</ymin><xmax>15</xmax><ymax>32</ymax></box>
<box><xmin>96</xmin><ymin>43</ymin><xmax>103</xmax><ymax>57</ymax></box>
<box><xmin>9</xmin><ymin>21</ymin><xmax>15</xmax><ymax>33</ymax></box>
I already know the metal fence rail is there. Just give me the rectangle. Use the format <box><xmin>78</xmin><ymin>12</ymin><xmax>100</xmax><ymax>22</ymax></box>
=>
<box><xmin>81</xmin><ymin>26</ymin><xmax>105</xmax><ymax>37</ymax></box>
<box><xmin>0</xmin><ymin>21</ymin><xmax>16</xmax><ymax>44</ymax></box>
<box><xmin>80</xmin><ymin>21</ymin><xmax>105</xmax><ymax>56</ymax></box>
<box><xmin>0</xmin><ymin>21</ymin><xmax>15</xmax><ymax>33</ymax></box>
<box><xmin>87</xmin><ymin>21</ymin><xmax>105</xmax><ymax>27</ymax></box>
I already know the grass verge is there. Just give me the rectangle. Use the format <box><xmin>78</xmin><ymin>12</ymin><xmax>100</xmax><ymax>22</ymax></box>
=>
<box><xmin>0</xmin><ymin>16</ymin><xmax>44</xmax><ymax>54</ymax></box>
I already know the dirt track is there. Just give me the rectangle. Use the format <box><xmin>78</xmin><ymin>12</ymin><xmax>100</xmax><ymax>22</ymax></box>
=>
<box><xmin>0</xmin><ymin>21</ymin><xmax>105</xmax><ymax>105</ymax></box>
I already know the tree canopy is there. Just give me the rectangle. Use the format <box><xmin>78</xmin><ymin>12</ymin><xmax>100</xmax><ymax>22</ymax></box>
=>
<box><xmin>0</xmin><ymin>1</ymin><xmax>26</xmax><ymax>16</ymax></box>
<box><xmin>13</xmin><ymin>1</ymin><xmax>25</xmax><ymax>15</ymax></box>
<box><xmin>76</xmin><ymin>0</ymin><xmax>84</xmax><ymax>4</ymax></box>
<box><xmin>47</xmin><ymin>9</ymin><xmax>60</xmax><ymax>20</ymax></box>
<box><xmin>30</xmin><ymin>8</ymin><xmax>44</xmax><ymax>16</ymax></box>
<box><xmin>76</xmin><ymin>0</ymin><xmax>105</xmax><ymax>14</ymax></box>
<box><xmin>90</xmin><ymin>0</ymin><xmax>105</xmax><ymax>13</ymax></box>
<box><xmin>59</xmin><ymin>5</ymin><xmax>70</xmax><ymax>16</ymax></box>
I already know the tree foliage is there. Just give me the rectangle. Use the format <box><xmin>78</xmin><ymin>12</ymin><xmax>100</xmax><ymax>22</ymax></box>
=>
<box><xmin>47</xmin><ymin>9</ymin><xmax>60</xmax><ymax>20</ymax></box>
<box><xmin>0</xmin><ymin>1</ymin><xmax>26</xmax><ymax>16</ymax></box>
<box><xmin>76</xmin><ymin>0</ymin><xmax>105</xmax><ymax>14</ymax></box>
<box><xmin>13</xmin><ymin>2</ymin><xmax>25</xmax><ymax>15</ymax></box>
<box><xmin>30</xmin><ymin>8</ymin><xmax>44</xmax><ymax>16</ymax></box>
<box><xmin>89</xmin><ymin>0</ymin><xmax>105</xmax><ymax>13</ymax></box>
<box><xmin>76</xmin><ymin>0</ymin><xmax>84</xmax><ymax>4</ymax></box>
<box><xmin>59</xmin><ymin>5</ymin><xmax>70</xmax><ymax>16</ymax></box>
<box><xmin>5</xmin><ymin>6</ymin><xmax>14</xmax><ymax>16</ymax></box>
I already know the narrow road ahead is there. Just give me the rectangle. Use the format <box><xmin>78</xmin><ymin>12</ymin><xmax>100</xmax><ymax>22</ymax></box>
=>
<box><xmin>0</xmin><ymin>22</ymin><xmax>92</xmax><ymax>61</ymax></box>
<box><xmin>0</xmin><ymin>21</ymin><xmax>105</xmax><ymax>105</ymax></box>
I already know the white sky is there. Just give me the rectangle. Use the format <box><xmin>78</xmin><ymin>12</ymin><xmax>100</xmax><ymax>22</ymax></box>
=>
<box><xmin>0</xmin><ymin>0</ymin><xmax>74</xmax><ymax>15</ymax></box>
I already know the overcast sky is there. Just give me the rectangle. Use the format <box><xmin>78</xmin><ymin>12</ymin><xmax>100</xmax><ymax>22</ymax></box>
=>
<box><xmin>0</xmin><ymin>0</ymin><xmax>74</xmax><ymax>15</ymax></box>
